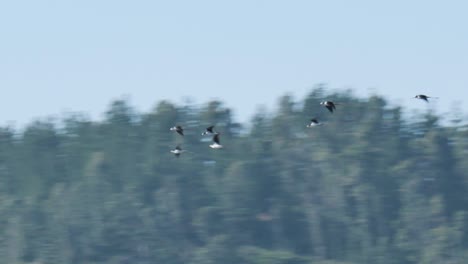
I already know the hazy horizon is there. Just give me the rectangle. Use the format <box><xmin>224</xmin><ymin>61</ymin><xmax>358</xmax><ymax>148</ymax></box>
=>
<box><xmin>1</xmin><ymin>0</ymin><xmax>467</xmax><ymax>127</ymax></box>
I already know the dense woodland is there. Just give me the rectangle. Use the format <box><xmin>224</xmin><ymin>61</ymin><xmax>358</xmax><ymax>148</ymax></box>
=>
<box><xmin>0</xmin><ymin>88</ymin><xmax>467</xmax><ymax>264</ymax></box>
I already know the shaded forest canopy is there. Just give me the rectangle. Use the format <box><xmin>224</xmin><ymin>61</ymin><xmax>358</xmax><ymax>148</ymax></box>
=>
<box><xmin>0</xmin><ymin>88</ymin><xmax>467</xmax><ymax>264</ymax></box>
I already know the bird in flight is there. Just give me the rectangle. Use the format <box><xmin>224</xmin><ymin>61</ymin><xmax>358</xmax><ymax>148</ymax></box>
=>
<box><xmin>202</xmin><ymin>125</ymin><xmax>215</xmax><ymax>136</ymax></box>
<box><xmin>209</xmin><ymin>133</ymin><xmax>223</xmax><ymax>149</ymax></box>
<box><xmin>170</xmin><ymin>125</ymin><xmax>184</xmax><ymax>136</ymax></box>
<box><xmin>307</xmin><ymin>118</ymin><xmax>322</xmax><ymax>127</ymax></box>
<box><xmin>170</xmin><ymin>145</ymin><xmax>185</xmax><ymax>158</ymax></box>
<box><xmin>320</xmin><ymin>101</ymin><xmax>337</xmax><ymax>113</ymax></box>
<box><xmin>414</xmin><ymin>94</ymin><xmax>437</xmax><ymax>102</ymax></box>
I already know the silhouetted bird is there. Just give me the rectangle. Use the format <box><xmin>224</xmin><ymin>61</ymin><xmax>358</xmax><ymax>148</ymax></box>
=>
<box><xmin>414</xmin><ymin>94</ymin><xmax>437</xmax><ymax>102</ymax></box>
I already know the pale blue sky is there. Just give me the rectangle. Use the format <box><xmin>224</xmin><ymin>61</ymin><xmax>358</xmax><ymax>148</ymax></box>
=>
<box><xmin>1</xmin><ymin>0</ymin><xmax>467</xmax><ymax>126</ymax></box>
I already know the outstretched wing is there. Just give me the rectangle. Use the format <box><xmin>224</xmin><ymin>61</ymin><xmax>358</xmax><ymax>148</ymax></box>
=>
<box><xmin>325</xmin><ymin>105</ymin><xmax>334</xmax><ymax>113</ymax></box>
<box><xmin>176</xmin><ymin>126</ymin><xmax>184</xmax><ymax>136</ymax></box>
<box><xmin>213</xmin><ymin>133</ymin><xmax>221</xmax><ymax>144</ymax></box>
<box><xmin>206</xmin><ymin>125</ymin><xmax>215</xmax><ymax>133</ymax></box>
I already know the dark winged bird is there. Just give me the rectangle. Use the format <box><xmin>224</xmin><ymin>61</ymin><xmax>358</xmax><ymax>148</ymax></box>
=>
<box><xmin>320</xmin><ymin>101</ymin><xmax>337</xmax><ymax>113</ymax></box>
<box><xmin>414</xmin><ymin>94</ymin><xmax>437</xmax><ymax>102</ymax></box>
<box><xmin>209</xmin><ymin>133</ymin><xmax>223</xmax><ymax>149</ymax></box>
<box><xmin>170</xmin><ymin>125</ymin><xmax>184</xmax><ymax>136</ymax></box>
<box><xmin>170</xmin><ymin>145</ymin><xmax>185</xmax><ymax>158</ymax></box>
<box><xmin>306</xmin><ymin>118</ymin><xmax>322</xmax><ymax>127</ymax></box>
<box><xmin>202</xmin><ymin>125</ymin><xmax>215</xmax><ymax>135</ymax></box>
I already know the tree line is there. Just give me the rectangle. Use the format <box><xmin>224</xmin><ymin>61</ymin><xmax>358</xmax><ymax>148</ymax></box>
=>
<box><xmin>0</xmin><ymin>88</ymin><xmax>467</xmax><ymax>264</ymax></box>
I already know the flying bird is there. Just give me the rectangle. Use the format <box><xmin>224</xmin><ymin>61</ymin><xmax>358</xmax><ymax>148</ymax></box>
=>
<box><xmin>170</xmin><ymin>145</ymin><xmax>185</xmax><ymax>158</ymax></box>
<box><xmin>170</xmin><ymin>125</ymin><xmax>184</xmax><ymax>136</ymax></box>
<box><xmin>209</xmin><ymin>133</ymin><xmax>223</xmax><ymax>149</ymax></box>
<box><xmin>202</xmin><ymin>125</ymin><xmax>215</xmax><ymax>135</ymax></box>
<box><xmin>306</xmin><ymin>118</ymin><xmax>322</xmax><ymax>127</ymax></box>
<box><xmin>414</xmin><ymin>94</ymin><xmax>437</xmax><ymax>102</ymax></box>
<box><xmin>320</xmin><ymin>101</ymin><xmax>337</xmax><ymax>113</ymax></box>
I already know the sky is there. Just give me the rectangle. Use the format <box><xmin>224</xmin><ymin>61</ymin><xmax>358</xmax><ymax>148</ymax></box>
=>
<box><xmin>1</xmin><ymin>0</ymin><xmax>467</xmax><ymax>127</ymax></box>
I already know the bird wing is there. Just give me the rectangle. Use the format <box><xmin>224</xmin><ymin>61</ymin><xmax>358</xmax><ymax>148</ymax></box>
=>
<box><xmin>177</xmin><ymin>126</ymin><xmax>184</xmax><ymax>136</ymax></box>
<box><xmin>326</xmin><ymin>105</ymin><xmax>334</xmax><ymax>113</ymax></box>
<box><xmin>207</xmin><ymin>125</ymin><xmax>214</xmax><ymax>133</ymax></box>
<box><xmin>213</xmin><ymin>133</ymin><xmax>221</xmax><ymax>144</ymax></box>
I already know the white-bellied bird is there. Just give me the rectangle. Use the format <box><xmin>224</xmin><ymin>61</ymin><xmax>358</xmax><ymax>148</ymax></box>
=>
<box><xmin>202</xmin><ymin>125</ymin><xmax>215</xmax><ymax>135</ymax></box>
<box><xmin>170</xmin><ymin>125</ymin><xmax>184</xmax><ymax>136</ymax></box>
<box><xmin>307</xmin><ymin>118</ymin><xmax>322</xmax><ymax>127</ymax></box>
<box><xmin>170</xmin><ymin>145</ymin><xmax>185</xmax><ymax>158</ymax></box>
<box><xmin>209</xmin><ymin>133</ymin><xmax>223</xmax><ymax>149</ymax></box>
<box><xmin>320</xmin><ymin>101</ymin><xmax>337</xmax><ymax>113</ymax></box>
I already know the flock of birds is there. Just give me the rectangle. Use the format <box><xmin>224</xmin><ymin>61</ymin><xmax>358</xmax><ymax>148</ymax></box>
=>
<box><xmin>169</xmin><ymin>125</ymin><xmax>222</xmax><ymax>157</ymax></box>
<box><xmin>169</xmin><ymin>94</ymin><xmax>436</xmax><ymax>157</ymax></box>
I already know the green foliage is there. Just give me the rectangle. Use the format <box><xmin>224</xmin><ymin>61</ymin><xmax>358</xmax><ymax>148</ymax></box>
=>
<box><xmin>0</xmin><ymin>89</ymin><xmax>467</xmax><ymax>264</ymax></box>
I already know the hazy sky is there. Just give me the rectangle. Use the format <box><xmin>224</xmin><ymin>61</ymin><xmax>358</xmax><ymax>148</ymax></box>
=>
<box><xmin>1</xmin><ymin>0</ymin><xmax>467</xmax><ymax>126</ymax></box>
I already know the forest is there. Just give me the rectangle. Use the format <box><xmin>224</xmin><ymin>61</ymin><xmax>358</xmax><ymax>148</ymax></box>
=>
<box><xmin>0</xmin><ymin>88</ymin><xmax>467</xmax><ymax>264</ymax></box>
